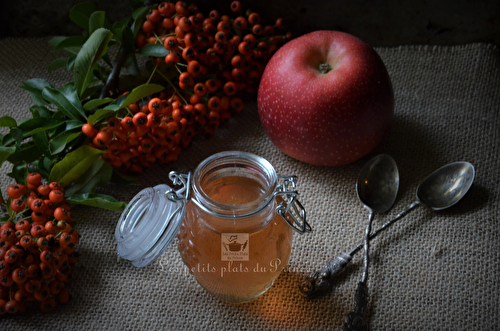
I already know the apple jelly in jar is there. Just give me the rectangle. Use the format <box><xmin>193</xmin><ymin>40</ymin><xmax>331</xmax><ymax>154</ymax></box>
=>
<box><xmin>115</xmin><ymin>151</ymin><xmax>311</xmax><ymax>304</ymax></box>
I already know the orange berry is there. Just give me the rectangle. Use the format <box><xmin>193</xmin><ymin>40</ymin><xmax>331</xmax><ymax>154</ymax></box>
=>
<box><xmin>49</xmin><ymin>190</ymin><xmax>65</xmax><ymax>204</ymax></box>
<box><xmin>82</xmin><ymin>123</ymin><xmax>98</xmax><ymax>138</ymax></box>
<box><xmin>26</xmin><ymin>172</ymin><xmax>42</xmax><ymax>186</ymax></box>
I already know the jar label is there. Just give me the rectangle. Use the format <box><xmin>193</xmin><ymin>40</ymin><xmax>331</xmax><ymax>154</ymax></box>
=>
<box><xmin>221</xmin><ymin>233</ymin><xmax>249</xmax><ymax>261</ymax></box>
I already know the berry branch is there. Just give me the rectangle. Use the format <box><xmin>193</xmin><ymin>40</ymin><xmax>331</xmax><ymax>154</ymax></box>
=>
<box><xmin>0</xmin><ymin>0</ymin><xmax>291</xmax><ymax>214</ymax></box>
<box><xmin>0</xmin><ymin>173</ymin><xmax>80</xmax><ymax>314</ymax></box>
<box><xmin>100</xmin><ymin>47</ymin><xmax>129</xmax><ymax>99</ymax></box>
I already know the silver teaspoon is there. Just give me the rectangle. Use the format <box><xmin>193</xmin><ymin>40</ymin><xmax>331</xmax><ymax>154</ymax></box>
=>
<box><xmin>300</xmin><ymin>161</ymin><xmax>475</xmax><ymax>298</ymax></box>
<box><xmin>343</xmin><ymin>154</ymin><xmax>399</xmax><ymax>331</ymax></box>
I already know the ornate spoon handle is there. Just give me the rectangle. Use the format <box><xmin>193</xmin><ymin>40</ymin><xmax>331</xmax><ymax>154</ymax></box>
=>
<box><xmin>343</xmin><ymin>210</ymin><xmax>374</xmax><ymax>331</ymax></box>
<box><xmin>298</xmin><ymin>252</ymin><xmax>352</xmax><ymax>295</ymax></box>
<box><xmin>342</xmin><ymin>282</ymin><xmax>370</xmax><ymax>331</ymax></box>
<box><xmin>299</xmin><ymin>202</ymin><xmax>421</xmax><ymax>298</ymax></box>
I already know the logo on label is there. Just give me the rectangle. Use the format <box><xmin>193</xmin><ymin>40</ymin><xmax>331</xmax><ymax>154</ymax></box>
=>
<box><xmin>221</xmin><ymin>233</ymin><xmax>249</xmax><ymax>261</ymax></box>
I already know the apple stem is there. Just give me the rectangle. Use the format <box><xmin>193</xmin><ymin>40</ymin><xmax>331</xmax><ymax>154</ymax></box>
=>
<box><xmin>319</xmin><ymin>63</ymin><xmax>332</xmax><ymax>74</ymax></box>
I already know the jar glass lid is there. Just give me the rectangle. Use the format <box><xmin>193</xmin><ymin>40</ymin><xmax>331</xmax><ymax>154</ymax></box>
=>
<box><xmin>115</xmin><ymin>183</ymin><xmax>186</xmax><ymax>267</ymax></box>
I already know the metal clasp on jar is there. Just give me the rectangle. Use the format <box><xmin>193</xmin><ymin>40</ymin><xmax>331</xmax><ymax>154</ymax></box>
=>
<box><xmin>166</xmin><ymin>171</ymin><xmax>312</xmax><ymax>234</ymax></box>
<box><xmin>275</xmin><ymin>175</ymin><xmax>311</xmax><ymax>233</ymax></box>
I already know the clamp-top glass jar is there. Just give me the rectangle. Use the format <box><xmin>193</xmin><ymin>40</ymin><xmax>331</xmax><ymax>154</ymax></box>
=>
<box><xmin>115</xmin><ymin>151</ymin><xmax>311</xmax><ymax>303</ymax></box>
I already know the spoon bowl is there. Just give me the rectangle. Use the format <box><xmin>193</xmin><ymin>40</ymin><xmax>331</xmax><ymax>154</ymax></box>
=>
<box><xmin>357</xmin><ymin>154</ymin><xmax>400</xmax><ymax>214</ymax></box>
<box><xmin>416</xmin><ymin>161</ymin><xmax>475</xmax><ymax>210</ymax></box>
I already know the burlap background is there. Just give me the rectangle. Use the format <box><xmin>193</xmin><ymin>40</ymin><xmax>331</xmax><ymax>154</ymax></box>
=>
<box><xmin>0</xmin><ymin>38</ymin><xmax>498</xmax><ymax>330</ymax></box>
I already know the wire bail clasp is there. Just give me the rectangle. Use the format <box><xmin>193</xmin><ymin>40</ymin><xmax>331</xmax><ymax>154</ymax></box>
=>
<box><xmin>166</xmin><ymin>171</ymin><xmax>192</xmax><ymax>202</ymax></box>
<box><xmin>276</xmin><ymin>175</ymin><xmax>312</xmax><ymax>234</ymax></box>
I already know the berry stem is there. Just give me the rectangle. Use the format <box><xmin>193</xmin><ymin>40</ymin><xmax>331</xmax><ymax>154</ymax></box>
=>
<box><xmin>156</xmin><ymin>70</ymin><xmax>188</xmax><ymax>104</ymax></box>
<box><xmin>147</xmin><ymin>63</ymin><xmax>159</xmax><ymax>84</ymax></box>
<box><xmin>174</xmin><ymin>65</ymin><xmax>183</xmax><ymax>75</ymax></box>
<box><xmin>173</xmin><ymin>91</ymin><xmax>188</xmax><ymax>105</ymax></box>
<box><xmin>123</xmin><ymin>107</ymin><xmax>135</xmax><ymax>117</ymax></box>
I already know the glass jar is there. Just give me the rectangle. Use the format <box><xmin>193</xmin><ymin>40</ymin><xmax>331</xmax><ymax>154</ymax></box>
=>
<box><xmin>115</xmin><ymin>151</ymin><xmax>310</xmax><ymax>303</ymax></box>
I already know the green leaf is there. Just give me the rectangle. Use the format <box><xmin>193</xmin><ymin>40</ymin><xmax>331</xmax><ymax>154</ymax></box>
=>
<box><xmin>33</xmin><ymin>132</ymin><xmax>51</xmax><ymax>157</ymax></box>
<box><xmin>104</xmin><ymin>83</ymin><xmax>163</xmax><ymax>111</ymax></box>
<box><xmin>112</xmin><ymin>28</ymin><xmax>124</xmax><ymax>44</ymax></box>
<box><xmin>48</xmin><ymin>58</ymin><xmax>69</xmax><ymax>72</ymax></box>
<box><xmin>6</xmin><ymin>198</ymin><xmax>15</xmax><ymax>218</ymax></box>
<box><xmin>137</xmin><ymin>44</ymin><xmax>169</xmax><ymax>57</ymax></box>
<box><xmin>122</xmin><ymin>26</ymin><xmax>135</xmax><ymax>53</ymax></box>
<box><xmin>0</xmin><ymin>116</ymin><xmax>16</xmax><ymax>128</ymax></box>
<box><xmin>123</xmin><ymin>53</ymin><xmax>140</xmax><ymax>76</ymax></box>
<box><xmin>122</xmin><ymin>83</ymin><xmax>163</xmax><ymax>106</ymax></box>
<box><xmin>7</xmin><ymin>143</ymin><xmax>41</xmax><ymax>164</ymax></box>
<box><xmin>83</xmin><ymin>97</ymin><xmax>114</xmax><ymax>110</ymax></box>
<box><xmin>59</xmin><ymin>84</ymin><xmax>87</xmax><ymax>119</ymax></box>
<box><xmin>91</xmin><ymin>65</ymin><xmax>107</xmax><ymax>83</ymax></box>
<box><xmin>49</xmin><ymin>36</ymin><xmax>66</xmax><ymax>48</ymax></box>
<box><xmin>80</xmin><ymin>84</ymin><xmax>105</xmax><ymax>101</ymax></box>
<box><xmin>66</xmin><ymin>193</ymin><xmax>127</xmax><ymax>212</ymax></box>
<box><xmin>101</xmin><ymin>93</ymin><xmax>129</xmax><ymax>111</ymax></box>
<box><xmin>85</xmin><ymin>77</ymin><xmax>101</xmax><ymax>88</ymax></box>
<box><xmin>67</xmin><ymin>55</ymin><xmax>77</xmax><ymax>70</ymax></box>
<box><xmin>132</xmin><ymin>7</ymin><xmax>149</xmax><ymax>36</ymax></box>
<box><xmin>48</xmin><ymin>145</ymin><xmax>104</xmax><ymax>188</ymax></box>
<box><xmin>89</xmin><ymin>11</ymin><xmax>106</xmax><ymax>35</ymax></box>
<box><xmin>132</xmin><ymin>6</ymin><xmax>149</xmax><ymax>20</ymax></box>
<box><xmin>53</xmin><ymin>36</ymin><xmax>87</xmax><ymax>51</ymax></box>
<box><xmin>74</xmin><ymin>28</ymin><xmax>113</xmax><ymax>98</ymax></box>
<box><xmin>7</xmin><ymin>163</ymin><xmax>29</xmax><ymax>185</ymax></box>
<box><xmin>112</xmin><ymin>17</ymin><xmax>132</xmax><ymax>43</ymax></box>
<box><xmin>42</xmin><ymin>157</ymin><xmax>55</xmax><ymax>174</ymax></box>
<box><xmin>65</xmin><ymin>158</ymin><xmax>112</xmax><ymax>195</ymax></box>
<box><xmin>31</xmin><ymin>94</ymin><xmax>50</xmax><ymax>107</ymax></box>
<box><xmin>101</xmin><ymin>52</ymin><xmax>113</xmax><ymax>68</ymax></box>
<box><xmin>20</xmin><ymin>78</ymin><xmax>54</xmax><ymax>95</ymax></box>
<box><xmin>30</xmin><ymin>106</ymin><xmax>55</xmax><ymax>118</ymax></box>
<box><xmin>0</xmin><ymin>146</ymin><xmax>16</xmax><ymax>167</ymax></box>
<box><xmin>86</xmin><ymin>83</ymin><xmax>163</xmax><ymax>125</ymax></box>
<box><xmin>20</xmin><ymin>79</ymin><xmax>54</xmax><ymax>108</ymax></box>
<box><xmin>16</xmin><ymin>117</ymin><xmax>62</xmax><ymax>136</ymax></box>
<box><xmin>29</xmin><ymin>106</ymin><xmax>53</xmax><ymax>118</ymax></box>
<box><xmin>87</xmin><ymin>108</ymin><xmax>116</xmax><ymax>126</ymax></box>
<box><xmin>64</xmin><ymin>120</ymin><xmax>85</xmax><ymax>132</ymax></box>
<box><xmin>50</xmin><ymin>131</ymin><xmax>82</xmax><ymax>155</ymax></box>
<box><xmin>10</xmin><ymin>128</ymin><xmax>23</xmax><ymax>149</ymax></box>
<box><xmin>29</xmin><ymin>157</ymin><xmax>55</xmax><ymax>178</ymax></box>
<box><xmin>3</xmin><ymin>118</ymin><xmax>63</xmax><ymax>146</ymax></box>
<box><xmin>69</xmin><ymin>2</ymin><xmax>98</xmax><ymax>31</ymax></box>
<box><xmin>63</xmin><ymin>46</ymin><xmax>84</xmax><ymax>56</ymax></box>
<box><xmin>41</xmin><ymin>84</ymin><xmax>86</xmax><ymax>121</ymax></box>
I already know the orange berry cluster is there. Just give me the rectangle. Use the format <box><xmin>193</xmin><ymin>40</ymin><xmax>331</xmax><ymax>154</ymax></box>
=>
<box><xmin>0</xmin><ymin>172</ymin><xmax>79</xmax><ymax>314</ymax></box>
<box><xmin>83</xmin><ymin>1</ymin><xmax>291</xmax><ymax>174</ymax></box>
<box><xmin>138</xmin><ymin>0</ymin><xmax>290</xmax><ymax>93</ymax></box>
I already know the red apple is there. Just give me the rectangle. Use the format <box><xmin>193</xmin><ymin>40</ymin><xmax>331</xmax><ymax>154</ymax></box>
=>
<box><xmin>257</xmin><ymin>30</ymin><xmax>394</xmax><ymax>166</ymax></box>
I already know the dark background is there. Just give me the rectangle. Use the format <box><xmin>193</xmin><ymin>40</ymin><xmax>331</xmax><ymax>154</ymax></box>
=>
<box><xmin>1</xmin><ymin>0</ymin><xmax>499</xmax><ymax>47</ymax></box>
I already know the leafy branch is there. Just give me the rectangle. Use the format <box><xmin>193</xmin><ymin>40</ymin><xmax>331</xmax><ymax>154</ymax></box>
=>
<box><xmin>0</xmin><ymin>1</ymin><xmax>162</xmax><ymax>212</ymax></box>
